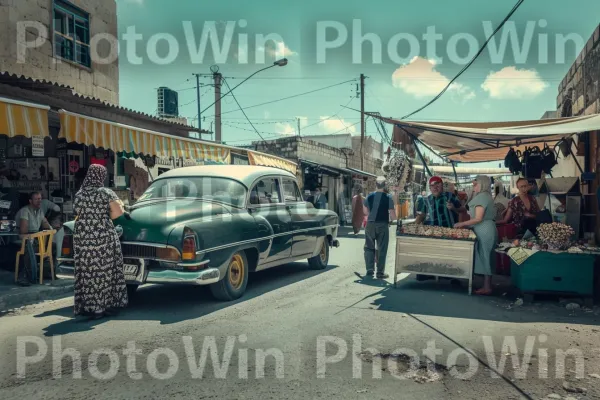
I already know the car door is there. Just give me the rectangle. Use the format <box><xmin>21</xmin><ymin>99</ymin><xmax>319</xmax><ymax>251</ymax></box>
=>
<box><xmin>282</xmin><ymin>178</ymin><xmax>321</xmax><ymax>257</ymax></box>
<box><xmin>248</xmin><ymin>177</ymin><xmax>292</xmax><ymax>263</ymax></box>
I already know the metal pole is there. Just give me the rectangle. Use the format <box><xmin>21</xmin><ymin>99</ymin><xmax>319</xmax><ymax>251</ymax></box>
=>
<box><xmin>451</xmin><ymin>161</ymin><xmax>458</xmax><ymax>183</ymax></box>
<box><xmin>360</xmin><ymin>73</ymin><xmax>365</xmax><ymax>171</ymax></box>
<box><xmin>214</xmin><ymin>72</ymin><xmax>222</xmax><ymax>143</ymax></box>
<box><xmin>413</xmin><ymin>139</ymin><xmax>432</xmax><ymax>177</ymax></box>
<box><xmin>194</xmin><ymin>74</ymin><xmax>201</xmax><ymax>131</ymax></box>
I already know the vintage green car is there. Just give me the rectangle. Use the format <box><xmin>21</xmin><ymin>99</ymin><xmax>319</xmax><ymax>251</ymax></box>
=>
<box><xmin>57</xmin><ymin>165</ymin><xmax>340</xmax><ymax>301</ymax></box>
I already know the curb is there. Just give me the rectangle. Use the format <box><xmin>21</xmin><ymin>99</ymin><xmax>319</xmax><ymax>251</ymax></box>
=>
<box><xmin>0</xmin><ymin>283</ymin><xmax>74</xmax><ymax>312</ymax></box>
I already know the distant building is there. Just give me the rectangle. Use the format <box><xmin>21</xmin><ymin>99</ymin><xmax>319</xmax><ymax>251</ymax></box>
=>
<box><xmin>157</xmin><ymin>87</ymin><xmax>179</xmax><ymax>118</ymax></box>
<box><xmin>541</xmin><ymin>110</ymin><xmax>558</xmax><ymax>119</ymax></box>
<box><xmin>0</xmin><ymin>0</ymin><xmax>119</xmax><ymax>104</ymax></box>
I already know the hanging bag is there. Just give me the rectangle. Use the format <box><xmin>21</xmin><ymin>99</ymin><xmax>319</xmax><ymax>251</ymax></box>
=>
<box><xmin>504</xmin><ymin>148</ymin><xmax>522</xmax><ymax>175</ymax></box>
<box><xmin>541</xmin><ymin>143</ymin><xmax>557</xmax><ymax>174</ymax></box>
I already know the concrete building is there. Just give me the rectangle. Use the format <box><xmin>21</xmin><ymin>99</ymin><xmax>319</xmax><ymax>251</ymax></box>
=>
<box><xmin>298</xmin><ymin>134</ymin><xmax>384</xmax><ymax>176</ymax></box>
<box><xmin>0</xmin><ymin>0</ymin><xmax>119</xmax><ymax>104</ymax></box>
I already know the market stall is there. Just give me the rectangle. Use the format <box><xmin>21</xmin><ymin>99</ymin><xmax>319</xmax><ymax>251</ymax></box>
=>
<box><xmin>394</xmin><ymin>224</ymin><xmax>477</xmax><ymax>294</ymax></box>
<box><xmin>368</xmin><ymin>112</ymin><xmax>600</xmax><ymax>298</ymax></box>
<box><xmin>497</xmin><ymin>222</ymin><xmax>598</xmax><ymax>306</ymax></box>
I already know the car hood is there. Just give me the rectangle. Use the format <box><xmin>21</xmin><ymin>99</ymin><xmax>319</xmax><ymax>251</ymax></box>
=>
<box><xmin>60</xmin><ymin>199</ymin><xmax>227</xmax><ymax>245</ymax></box>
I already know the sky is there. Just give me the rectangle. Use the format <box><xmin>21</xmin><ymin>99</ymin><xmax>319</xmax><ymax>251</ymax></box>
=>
<box><xmin>114</xmin><ymin>0</ymin><xmax>599</xmax><ymax>159</ymax></box>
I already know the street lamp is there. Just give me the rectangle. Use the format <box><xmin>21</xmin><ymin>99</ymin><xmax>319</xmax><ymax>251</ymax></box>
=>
<box><xmin>199</xmin><ymin>58</ymin><xmax>288</xmax><ymax>115</ymax></box>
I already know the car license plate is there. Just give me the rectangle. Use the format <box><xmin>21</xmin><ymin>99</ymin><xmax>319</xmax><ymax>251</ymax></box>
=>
<box><xmin>123</xmin><ymin>264</ymin><xmax>138</xmax><ymax>275</ymax></box>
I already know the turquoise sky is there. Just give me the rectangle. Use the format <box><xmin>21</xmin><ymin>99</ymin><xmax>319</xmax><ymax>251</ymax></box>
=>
<box><xmin>115</xmin><ymin>0</ymin><xmax>599</xmax><ymax>154</ymax></box>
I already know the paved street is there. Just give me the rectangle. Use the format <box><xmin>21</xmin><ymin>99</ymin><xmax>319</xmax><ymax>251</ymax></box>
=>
<box><xmin>1</xmin><ymin>228</ymin><xmax>600</xmax><ymax>400</ymax></box>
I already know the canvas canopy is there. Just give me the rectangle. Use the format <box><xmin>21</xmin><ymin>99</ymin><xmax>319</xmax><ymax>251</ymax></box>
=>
<box><xmin>369</xmin><ymin>113</ymin><xmax>600</xmax><ymax>163</ymax></box>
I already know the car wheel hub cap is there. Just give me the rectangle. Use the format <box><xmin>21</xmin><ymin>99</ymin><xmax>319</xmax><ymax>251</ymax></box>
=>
<box><xmin>229</xmin><ymin>254</ymin><xmax>244</xmax><ymax>289</ymax></box>
<box><xmin>320</xmin><ymin>242</ymin><xmax>327</xmax><ymax>262</ymax></box>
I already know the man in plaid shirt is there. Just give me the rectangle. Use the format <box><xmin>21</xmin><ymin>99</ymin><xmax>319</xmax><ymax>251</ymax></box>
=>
<box><xmin>414</xmin><ymin>176</ymin><xmax>467</xmax><ymax>281</ymax></box>
<box><xmin>415</xmin><ymin>176</ymin><xmax>465</xmax><ymax>227</ymax></box>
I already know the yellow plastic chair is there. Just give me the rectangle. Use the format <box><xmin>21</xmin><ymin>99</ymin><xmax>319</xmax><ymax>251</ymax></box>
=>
<box><xmin>14</xmin><ymin>230</ymin><xmax>57</xmax><ymax>284</ymax></box>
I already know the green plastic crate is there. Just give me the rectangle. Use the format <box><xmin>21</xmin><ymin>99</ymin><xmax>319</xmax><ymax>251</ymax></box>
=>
<box><xmin>510</xmin><ymin>252</ymin><xmax>595</xmax><ymax>296</ymax></box>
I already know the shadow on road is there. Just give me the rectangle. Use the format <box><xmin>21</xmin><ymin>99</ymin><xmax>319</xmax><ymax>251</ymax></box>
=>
<box><xmin>349</xmin><ymin>273</ymin><xmax>600</xmax><ymax>327</ymax></box>
<box><xmin>35</xmin><ymin>262</ymin><xmax>338</xmax><ymax>336</ymax></box>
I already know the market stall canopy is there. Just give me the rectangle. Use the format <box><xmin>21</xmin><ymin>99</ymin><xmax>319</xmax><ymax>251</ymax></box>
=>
<box><xmin>368</xmin><ymin>113</ymin><xmax>600</xmax><ymax>163</ymax></box>
<box><xmin>0</xmin><ymin>97</ymin><xmax>49</xmax><ymax>138</ymax></box>
<box><xmin>413</xmin><ymin>164</ymin><xmax>510</xmax><ymax>175</ymax></box>
<box><xmin>58</xmin><ymin>110</ymin><xmax>230</xmax><ymax>164</ymax></box>
<box><xmin>248</xmin><ymin>151</ymin><xmax>297</xmax><ymax>175</ymax></box>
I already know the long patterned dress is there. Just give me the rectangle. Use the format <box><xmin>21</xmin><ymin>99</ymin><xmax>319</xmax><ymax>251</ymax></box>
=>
<box><xmin>73</xmin><ymin>165</ymin><xmax>128</xmax><ymax>316</ymax></box>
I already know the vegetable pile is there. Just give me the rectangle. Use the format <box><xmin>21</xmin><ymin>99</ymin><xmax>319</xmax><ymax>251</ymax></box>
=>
<box><xmin>400</xmin><ymin>224</ymin><xmax>477</xmax><ymax>241</ymax></box>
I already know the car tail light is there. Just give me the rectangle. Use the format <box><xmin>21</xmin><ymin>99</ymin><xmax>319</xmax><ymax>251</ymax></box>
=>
<box><xmin>61</xmin><ymin>235</ymin><xmax>73</xmax><ymax>257</ymax></box>
<box><xmin>182</xmin><ymin>228</ymin><xmax>196</xmax><ymax>261</ymax></box>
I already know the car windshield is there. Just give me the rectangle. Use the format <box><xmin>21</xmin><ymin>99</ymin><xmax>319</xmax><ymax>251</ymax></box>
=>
<box><xmin>136</xmin><ymin>177</ymin><xmax>247</xmax><ymax>208</ymax></box>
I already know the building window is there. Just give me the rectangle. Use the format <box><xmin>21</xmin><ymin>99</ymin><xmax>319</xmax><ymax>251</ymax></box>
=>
<box><xmin>53</xmin><ymin>0</ymin><xmax>91</xmax><ymax>68</ymax></box>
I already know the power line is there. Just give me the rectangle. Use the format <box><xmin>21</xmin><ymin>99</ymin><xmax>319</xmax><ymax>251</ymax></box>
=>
<box><xmin>202</xmin><ymin>79</ymin><xmax>357</xmax><ymax>119</ymax></box>
<box><xmin>221</xmin><ymin>78</ymin><xmax>268</xmax><ymax>144</ymax></box>
<box><xmin>301</xmin><ymin>97</ymin><xmax>356</xmax><ymax>131</ymax></box>
<box><xmin>400</xmin><ymin>0</ymin><xmax>525</xmax><ymax>120</ymax></box>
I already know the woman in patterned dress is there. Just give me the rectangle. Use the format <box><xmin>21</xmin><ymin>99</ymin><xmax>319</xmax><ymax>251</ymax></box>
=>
<box><xmin>454</xmin><ymin>175</ymin><xmax>498</xmax><ymax>295</ymax></box>
<box><xmin>73</xmin><ymin>164</ymin><xmax>128</xmax><ymax>320</ymax></box>
<box><xmin>496</xmin><ymin>177</ymin><xmax>540</xmax><ymax>234</ymax></box>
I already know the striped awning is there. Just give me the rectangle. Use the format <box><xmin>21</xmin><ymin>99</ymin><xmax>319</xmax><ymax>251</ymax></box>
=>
<box><xmin>248</xmin><ymin>151</ymin><xmax>297</xmax><ymax>175</ymax></box>
<box><xmin>58</xmin><ymin>110</ymin><xmax>230</xmax><ymax>164</ymax></box>
<box><xmin>0</xmin><ymin>97</ymin><xmax>50</xmax><ymax>138</ymax></box>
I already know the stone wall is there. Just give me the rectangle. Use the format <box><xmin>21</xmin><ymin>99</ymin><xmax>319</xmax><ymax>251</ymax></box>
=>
<box><xmin>0</xmin><ymin>0</ymin><xmax>119</xmax><ymax>104</ymax></box>
<box><xmin>253</xmin><ymin>137</ymin><xmax>347</xmax><ymax>169</ymax></box>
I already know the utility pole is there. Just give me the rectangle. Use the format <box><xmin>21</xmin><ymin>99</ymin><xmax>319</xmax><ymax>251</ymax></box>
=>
<box><xmin>297</xmin><ymin>118</ymin><xmax>301</xmax><ymax>136</ymax></box>
<box><xmin>214</xmin><ymin>71</ymin><xmax>222</xmax><ymax>143</ymax></box>
<box><xmin>360</xmin><ymin>73</ymin><xmax>365</xmax><ymax>171</ymax></box>
<box><xmin>193</xmin><ymin>73</ymin><xmax>202</xmax><ymax>131</ymax></box>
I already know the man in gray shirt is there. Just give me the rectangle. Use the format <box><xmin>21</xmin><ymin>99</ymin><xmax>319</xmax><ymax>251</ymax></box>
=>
<box><xmin>15</xmin><ymin>192</ymin><xmax>52</xmax><ymax>285</ymax></box>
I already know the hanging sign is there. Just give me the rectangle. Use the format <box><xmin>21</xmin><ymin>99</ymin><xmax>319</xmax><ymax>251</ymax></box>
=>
<box><xmin>69</xmin><ymin>160</ymin><xmax>80</xmax><ymax>173</ymax></box>
<box><xmin>32</xmin><ymin>137</ymin><xmax>44</xmax><ymax>157</ymax></box>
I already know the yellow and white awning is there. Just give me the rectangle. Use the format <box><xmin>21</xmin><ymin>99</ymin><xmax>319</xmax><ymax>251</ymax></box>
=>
<box><xmin>248</xmin><ymin>151</ymin><xmax>297</xmax><ymax>175</ymax></box>
<box><xmin>58</xmin><ymin>110</ymin><xmax>230</xmax><ymax>164</ymax></box>
<box><xmin>0</xmin><ymin>97</ymin><xmax>50</xmax><ymax>138</ymax></box>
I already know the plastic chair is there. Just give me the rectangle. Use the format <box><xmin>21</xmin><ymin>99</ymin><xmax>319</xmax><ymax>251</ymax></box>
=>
<box><xmin>14</xmin><ymin>230</ymin><xmax>57</xmax><ymax>284</ymax></box>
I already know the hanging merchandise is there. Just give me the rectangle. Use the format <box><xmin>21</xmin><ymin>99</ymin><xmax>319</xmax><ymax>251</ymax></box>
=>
<box><xmin>541</xmin><ymin>143</ymin><xmax>558</xmax><ymax>174</ymax></box>
<box><xmin>522</xmin><ymin>146</ymin><xmax>544</xmax><ymax>179</ymax></box>
<box><xmin>382</xmin><ymin>149</ymin><xmax>412</xmax><ymax>192</ymax></box>
<box><xmin>504</xmin><ymin>148</ymin><xmax>522</xmax><ymax>175</ymax></box>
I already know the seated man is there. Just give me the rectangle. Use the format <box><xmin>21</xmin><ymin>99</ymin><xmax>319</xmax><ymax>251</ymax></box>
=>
<box><xmin>14</xmin><ymin>191</ymin><xmax>52</xmax><ymax>286</ymax></box>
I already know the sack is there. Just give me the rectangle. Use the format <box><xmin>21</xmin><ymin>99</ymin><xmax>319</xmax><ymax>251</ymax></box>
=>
<box><xmin>522</xmin><ymin>146</ymin><xmax>544</xmax><ymax>179</ymax></box>
<box><xmin>504</xmin><ymin>148</ymin><xmax>522</xmax><ymax>175</ymax></box>
<box><xmin>541</xmin><ymin>143</ymin><xmax>558</xmax><ymax>173</ymax></box>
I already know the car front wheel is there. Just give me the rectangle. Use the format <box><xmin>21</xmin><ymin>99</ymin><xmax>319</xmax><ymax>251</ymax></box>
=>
<box><xmin>308</xmin><ymin>238</ymin><xmax>329</xmax><ymax>270</ymax></box>
<box><xmin>210</xmin><ymin>252</ymin><xmax>249</xmax><ymax>301</ymax></box>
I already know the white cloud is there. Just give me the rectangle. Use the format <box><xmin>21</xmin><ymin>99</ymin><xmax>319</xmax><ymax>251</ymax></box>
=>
<box><xmin>320</xmin><ymin>117</ymin><xmax>357</xmax><ymax>134</ymax></box>
<box><xmin>391</xmin><ymin>57</ymin><xmax>475</xmax><ymax>102</ymax></box>
<box><xmin>275</xmin><ymin>122</ymin><xmax>296</xmax><ymax>135</ymax></box>
<box><xmin>296</xmin><ymin>116</ymin><xmax>308</xmax><ymax>127</ymax></box>
<box><xmin>481</xmin><ymin>67</ymin><xmax>549</xmax><ymax>99</ymax></box>
<box><xmin>257</xmin><ymin>41</ymin><xmax>298</xmax><ymax>59</ymax></box>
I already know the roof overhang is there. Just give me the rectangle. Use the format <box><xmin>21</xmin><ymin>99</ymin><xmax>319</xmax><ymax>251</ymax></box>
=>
<box><xmin>367</xmin><ymin>112</ymin><xmax>600</xmax><ymax>163</ymax></box>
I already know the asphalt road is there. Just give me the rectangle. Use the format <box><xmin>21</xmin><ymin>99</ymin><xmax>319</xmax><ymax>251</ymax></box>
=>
<box><xmin>1</xmin><ymin>228</ymin><xmax>600</xmax><ymax>399</ymax></box>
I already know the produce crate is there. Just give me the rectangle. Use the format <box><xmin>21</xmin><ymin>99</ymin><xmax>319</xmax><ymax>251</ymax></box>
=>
<box><xmin>394</xmin><ymin>235</ymin><xmax>476</xmax><ymax>295</ymax></box>
<box><xmin>510</xmin><ymin>252</ymin><xmax>595</xmax><ymax>304</ymax></box>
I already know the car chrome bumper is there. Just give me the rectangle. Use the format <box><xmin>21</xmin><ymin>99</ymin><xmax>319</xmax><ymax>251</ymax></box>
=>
<box><xmin>56</xmin><ymin>260</ymin><xmax>219</xmax><ymax>286</ymax></box>
<box><xmin>146</xmin><ymin>268</ymin><xmax>220</xmax><ymax>285</ymax></box>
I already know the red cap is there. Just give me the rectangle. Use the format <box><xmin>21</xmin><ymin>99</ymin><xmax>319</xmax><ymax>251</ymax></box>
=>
<box><xmin>429</xmin><ymin>176</ymin><xmax>443</xmax><ymax>185</ymax></box>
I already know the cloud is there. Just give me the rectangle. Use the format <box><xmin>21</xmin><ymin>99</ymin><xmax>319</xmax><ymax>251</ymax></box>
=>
<box><xmin>481</xmin><ymin>67</ymin><xmax>549</xmax><ymax>99</ymax></box>
<box><xmin>296</xmin><ymin>116</ymin><xmax>308</xmax><ymax>127</ymax></box>
<box><xmin>257</xmin><ymin>41</ymin><xmax>298</xmax><ymax>59</ymax></box>
<box><xmin>320</xmin><ymin>117</ymin><xmax>357</xmax><ymax>134</ymax></box>
<box><xmin>391</xmin><ymin>57</ymin><xmax>475</xmax><ymax>102</ymax></box>
<box><xmin>275</xmin><ymin>122</ymin><xmax>296</xmax><ymax>135</ymax></box>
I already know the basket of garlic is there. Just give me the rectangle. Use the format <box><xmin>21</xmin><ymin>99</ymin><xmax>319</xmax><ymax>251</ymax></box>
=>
<box><xmin>536</xmin><ymin>222</ymin><xmax>575</xmax><ymax>251</ymax></box>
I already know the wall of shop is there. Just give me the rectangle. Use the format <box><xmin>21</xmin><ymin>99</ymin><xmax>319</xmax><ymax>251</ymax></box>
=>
<box><xmin>0</xmin><ymin>0</ymin><xmax>119</xmax><ymax>104</ymax></box>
